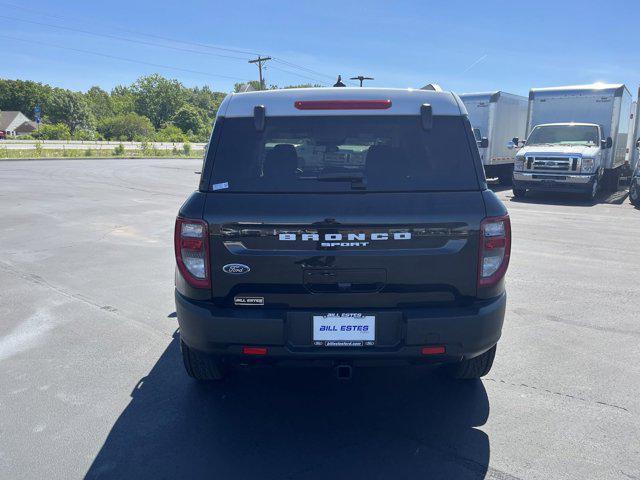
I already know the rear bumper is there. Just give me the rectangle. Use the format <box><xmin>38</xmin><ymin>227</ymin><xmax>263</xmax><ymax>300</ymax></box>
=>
<box><xmin>513</xmin><ymin>171</ymin><xmax>595</xmax><ymax>192</ymax></box>
<box><xmin>175</xmin><ymin>291</ymin><xmax>506</xmax><ymax>364</ymax></box>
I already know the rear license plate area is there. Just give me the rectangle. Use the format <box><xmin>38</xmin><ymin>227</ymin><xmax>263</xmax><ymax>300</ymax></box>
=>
<box><xmin>312</xmin><ymin>313</ymin><xmax>375</xmax><ymax>347</ymax></box>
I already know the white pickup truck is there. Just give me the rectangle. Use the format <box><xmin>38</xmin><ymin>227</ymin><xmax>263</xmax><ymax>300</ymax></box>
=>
<box><xmin>512</xmin><ymin>83</ymin><xmax>633</xmax><ymax>200</ymax></box>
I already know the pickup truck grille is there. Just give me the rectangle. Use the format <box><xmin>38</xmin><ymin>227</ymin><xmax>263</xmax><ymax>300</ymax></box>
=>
<box><xmin>528</xmin><ymin>156</ymin><xmax>577</xmax><ymax>172</ymax></box>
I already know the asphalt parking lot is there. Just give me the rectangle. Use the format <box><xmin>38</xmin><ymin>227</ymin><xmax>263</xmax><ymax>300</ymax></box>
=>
<box><xmin>1</xmin><ymin>158</ymin><xmax>639</xmax><ymax>480</ymax></box>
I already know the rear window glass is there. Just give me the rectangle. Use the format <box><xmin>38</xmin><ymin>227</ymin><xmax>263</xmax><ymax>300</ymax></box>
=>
<box><xmin>206</xmin><ymin>115</ymin><xmax>479</xmax><ymax>192</ymax></box>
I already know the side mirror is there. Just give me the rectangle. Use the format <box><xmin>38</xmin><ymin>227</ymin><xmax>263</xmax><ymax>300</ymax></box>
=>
<box><xmin>420</xmin><ymin>103</ymin><xmax>433</xmax><ymax>130</ymax></box>
<box><xmin>478</xmin><ymin>137</ymin><xmax>489</xmax><ymax>149</ymax></box>
<box><xmin>512</xmin><ymin>137</ymin><xmax>519</xmax><ymax>145</ymax></box>
<box><xmin>253</xmin><ymin>105</ymin><xmax>266</xmax><ymax>132</ymax></box>
<box><xmin>601</xmin><ymin>137</ymin><xmax>612</xmax><ymax>149</ymax></box>
<box><xmin>607</xmin><ymin>137</ymin><xmax>612</xmax><ymax>149</ymax></box>
<box><xmin>636</xmin><ymin>137</ymin><xmax>640</xmax><ymax>149</ymax></box>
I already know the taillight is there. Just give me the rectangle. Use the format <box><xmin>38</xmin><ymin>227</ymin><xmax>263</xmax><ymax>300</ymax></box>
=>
<box><xmin>478</xmin><ymin>215</ymin><xmax>511</xmax><ymax>287</ymax></box>
<box><xmin>174</xmin><ymin>217</ymin><xmax>210</xmax><ymax>289</ymax></box>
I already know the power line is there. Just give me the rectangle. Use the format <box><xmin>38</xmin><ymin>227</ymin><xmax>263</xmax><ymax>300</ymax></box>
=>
<box><xmin>273</xmin><ymin>59</ymin><xmax>358</xmax><ymax>86</ymax></box>
<box><xmin>0</xmin><ymin>1</ymin><xmax>261</xmax><ymax>57</ymax></box>
<box><xmin>0</xmin><ymin>34</ymin><xmax>248</xmax><ymax>81</ymax></box>
<box><xmin>266</xmin><ymin>64</ymin><xmax>328</xmax><ymax>86</ymax></box>
<box><xmin>0</xmin><ymin>15</ymin><xmax>252</xmax><ymax>61</ymax></box>
<box><xmin>0</xmin><ymin>2</ymin><xmax>342</xmax><ymax>87</ymax></box>
<box><xmin>271</xmin><ymin>59</ymin><xmax>335</xmax><ymax>80</ymax></box>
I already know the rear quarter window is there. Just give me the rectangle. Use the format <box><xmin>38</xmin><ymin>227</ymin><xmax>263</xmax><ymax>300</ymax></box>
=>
<box><xmin>204</xmin><ymin>115</ymin><xmax>480</xmax><ymax>193</ymax></box>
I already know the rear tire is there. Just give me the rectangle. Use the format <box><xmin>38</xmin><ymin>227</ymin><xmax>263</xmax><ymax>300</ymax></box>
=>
<box><xmin>180</xmin><ymin>338</ymin><xmax>228</xmax><ymax>381</ymax></box>
<box><xmin>448</xmin><ymin>345</ymin><xmax>496</xmax><ymax>379</ymax></box>
<box><xmin>512</xmin><ymin>187</ymin><xmax>526</xmax><ymax>198</ymax></box>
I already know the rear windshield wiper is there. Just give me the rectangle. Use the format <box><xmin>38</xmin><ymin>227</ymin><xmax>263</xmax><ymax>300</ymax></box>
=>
<box><xmin>316</xmin><ymin>172</ymin><xmax>367</xmax><ymax>189</ymax></box>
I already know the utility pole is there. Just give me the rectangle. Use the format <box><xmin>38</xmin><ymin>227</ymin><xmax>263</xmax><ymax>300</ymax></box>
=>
<box><xmin>248</xmin><ymin>56</ymin><xmax>272</xmax><ymax>90</ymax></box>
<box><xmin>350</xmin><ymin>75</ymin><xmax>374</xmax><ymax>87</ymax></box>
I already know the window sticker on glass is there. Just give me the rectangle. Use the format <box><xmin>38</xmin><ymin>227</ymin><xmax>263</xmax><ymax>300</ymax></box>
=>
<box><xmin>212</xmin><ymin>182</ymin><xmax>229</xmax><ymax>191</ymax></box>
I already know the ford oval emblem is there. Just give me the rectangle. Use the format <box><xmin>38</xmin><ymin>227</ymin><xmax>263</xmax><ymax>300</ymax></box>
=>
<box><xmin>222</xmin><ymin>263</ymin><xmax>251</xmax><ymax>274</ymax></box>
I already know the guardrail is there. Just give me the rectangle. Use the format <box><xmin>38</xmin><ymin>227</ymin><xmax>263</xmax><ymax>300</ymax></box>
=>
<box><xmin>0</xmin><ymin>140</ymin><xmax>207</xmax><ymax>151</ymax></box>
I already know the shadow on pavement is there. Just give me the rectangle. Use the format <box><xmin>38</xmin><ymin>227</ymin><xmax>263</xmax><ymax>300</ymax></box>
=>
<box><xmin>85</xmin><ymin>331</ymin><xmax>491</xmax><ymax>480</ymax></box>
<box><xmin>507</xmin><ymin>188</ymin><xmax>629</xmax><ymax>207</ymax></box>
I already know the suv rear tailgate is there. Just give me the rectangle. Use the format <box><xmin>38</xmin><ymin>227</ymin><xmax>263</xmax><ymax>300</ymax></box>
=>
<box><xmin>205</xmin><ymin>191</ymin><xmax>485</xmax><ymax>308</ymax></box>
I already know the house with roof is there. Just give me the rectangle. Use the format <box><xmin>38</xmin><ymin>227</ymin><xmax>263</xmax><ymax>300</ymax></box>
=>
<box><xmin>0</xmin><ymin>111</ymin><xmax>38</xmax><ymax>137</ymax></box>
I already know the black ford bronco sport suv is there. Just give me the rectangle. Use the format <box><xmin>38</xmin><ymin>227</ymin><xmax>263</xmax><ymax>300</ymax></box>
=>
<box><xmin>175</xmin><ymin>88</ymin><xmax>510</xmax><ymax>381</ymax></box>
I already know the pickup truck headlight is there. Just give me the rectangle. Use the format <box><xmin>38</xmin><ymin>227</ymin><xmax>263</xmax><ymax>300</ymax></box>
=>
<box><xmin>581</xmin><ymin>158</ymin><xmax>595</xmax><ymax>174</ymax></box>
<box><xmin>514</xmin><ymin>156</ymin><xmax>525</xmax><ymax>171</ymax></box>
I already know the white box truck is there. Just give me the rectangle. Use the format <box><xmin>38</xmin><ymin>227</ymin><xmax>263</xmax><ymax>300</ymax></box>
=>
<box><xmin>512</xmin><ymin>83</ymin><xmax>633</xmax><ymax>200</ymax></box>
<box><xmin>459</xmin><ymin>92</ymin><xmax>528</xmax><ymax>185</ymax></box>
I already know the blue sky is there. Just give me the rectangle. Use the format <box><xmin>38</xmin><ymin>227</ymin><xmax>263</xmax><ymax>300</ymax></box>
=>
<box><xmin>1</xmin><ymin>0</ymin><xmax>638</xmax><ymax>96</ymax></box>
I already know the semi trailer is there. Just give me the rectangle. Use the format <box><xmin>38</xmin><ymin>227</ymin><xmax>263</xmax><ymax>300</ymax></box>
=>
<box><xmin>512</xmin><ymin>83</ymin><xmax>633</xmax><ymax>199</ymax></box>
<box><xmin>459</xmin><ymin>92</ymin><xmax>528</xmax><ymax>185</ymax></box>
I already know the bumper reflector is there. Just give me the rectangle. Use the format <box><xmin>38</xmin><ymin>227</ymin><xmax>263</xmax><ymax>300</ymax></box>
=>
<box><xmin>243</xmin><ymin>346</ymin><xmax>268</xmax><ymax>356</ymax></box>
<box><xmin>421</xmin><ymin>346</ymin><xmax>446</xmax><ymax>355</ymax></box>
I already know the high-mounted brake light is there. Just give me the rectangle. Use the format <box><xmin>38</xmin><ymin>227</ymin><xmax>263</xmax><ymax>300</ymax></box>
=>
<box><xmin>478</xmin><ymin>215</ymin><xmax>511</xmax><ymax>287</ymax></box>
<box><xmin>174</xmin><ymin>217</ymin><xmax>210</xmax><ymax>289</ymax></box>
<box><xmin>294</xmin><ymin>100</ymin><xmax>392</xmax><ymax>110</ymax></box>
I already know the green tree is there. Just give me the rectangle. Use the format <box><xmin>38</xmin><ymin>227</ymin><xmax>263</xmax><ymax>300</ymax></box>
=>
<box><xmin>186</xmin><ymin>86</ymin><xmax>224</xmax><ymax>113</ymax></box>
<box><xmin>0</xmin><ymin>79</ymin><xmax>52</xmax><ymax>116</ymax></box>
<box><xmin>190</xmin><ymin>124</ymin><xmax>212</xmax><ymax>143</ymax></box>
<box><xmin>130</xmin><ymin>74</ymin><xmax>186</xmax><ymax>128</ymax></box>
<box><xmin>110</xmin><ymin>85</ymin><xmax>136</xmax><ymax>116</ymax></box>
<box><xmin>185</xmin><ymin>86</ymin><xmax>224</xmax><ymax>124</ymax></box>
<box><xmin>1</xmin><ymin>75</ymin><xmax>227</xmax><ymax>139</ymax></box>
<box><xmin>171</xmin><ymin>104</ymin><xmax>204</xmax><ymax>134</ymax></box>
<box><xmin>85</xmin><ymin>86</ymin><xmax>113</xmax><ymax>121</ymax></box>
<box><xmin>155</xmin><ymin>124</ymin><xmax>187</xmax><ymax>142</ymax></box>
<box><xmin>46</xmin><ymin>89</ymin><xmax>94</xmax><ymax>133</ymax></box>
<box><xmin>31</xmin><ymin>123</ymin><xmax>71</xmax><ymax>140</ymax></box>
<box><xmin>97</xmin><ymin>113</ymin><xmax>154</xmax><ymax>140</ymax></box>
